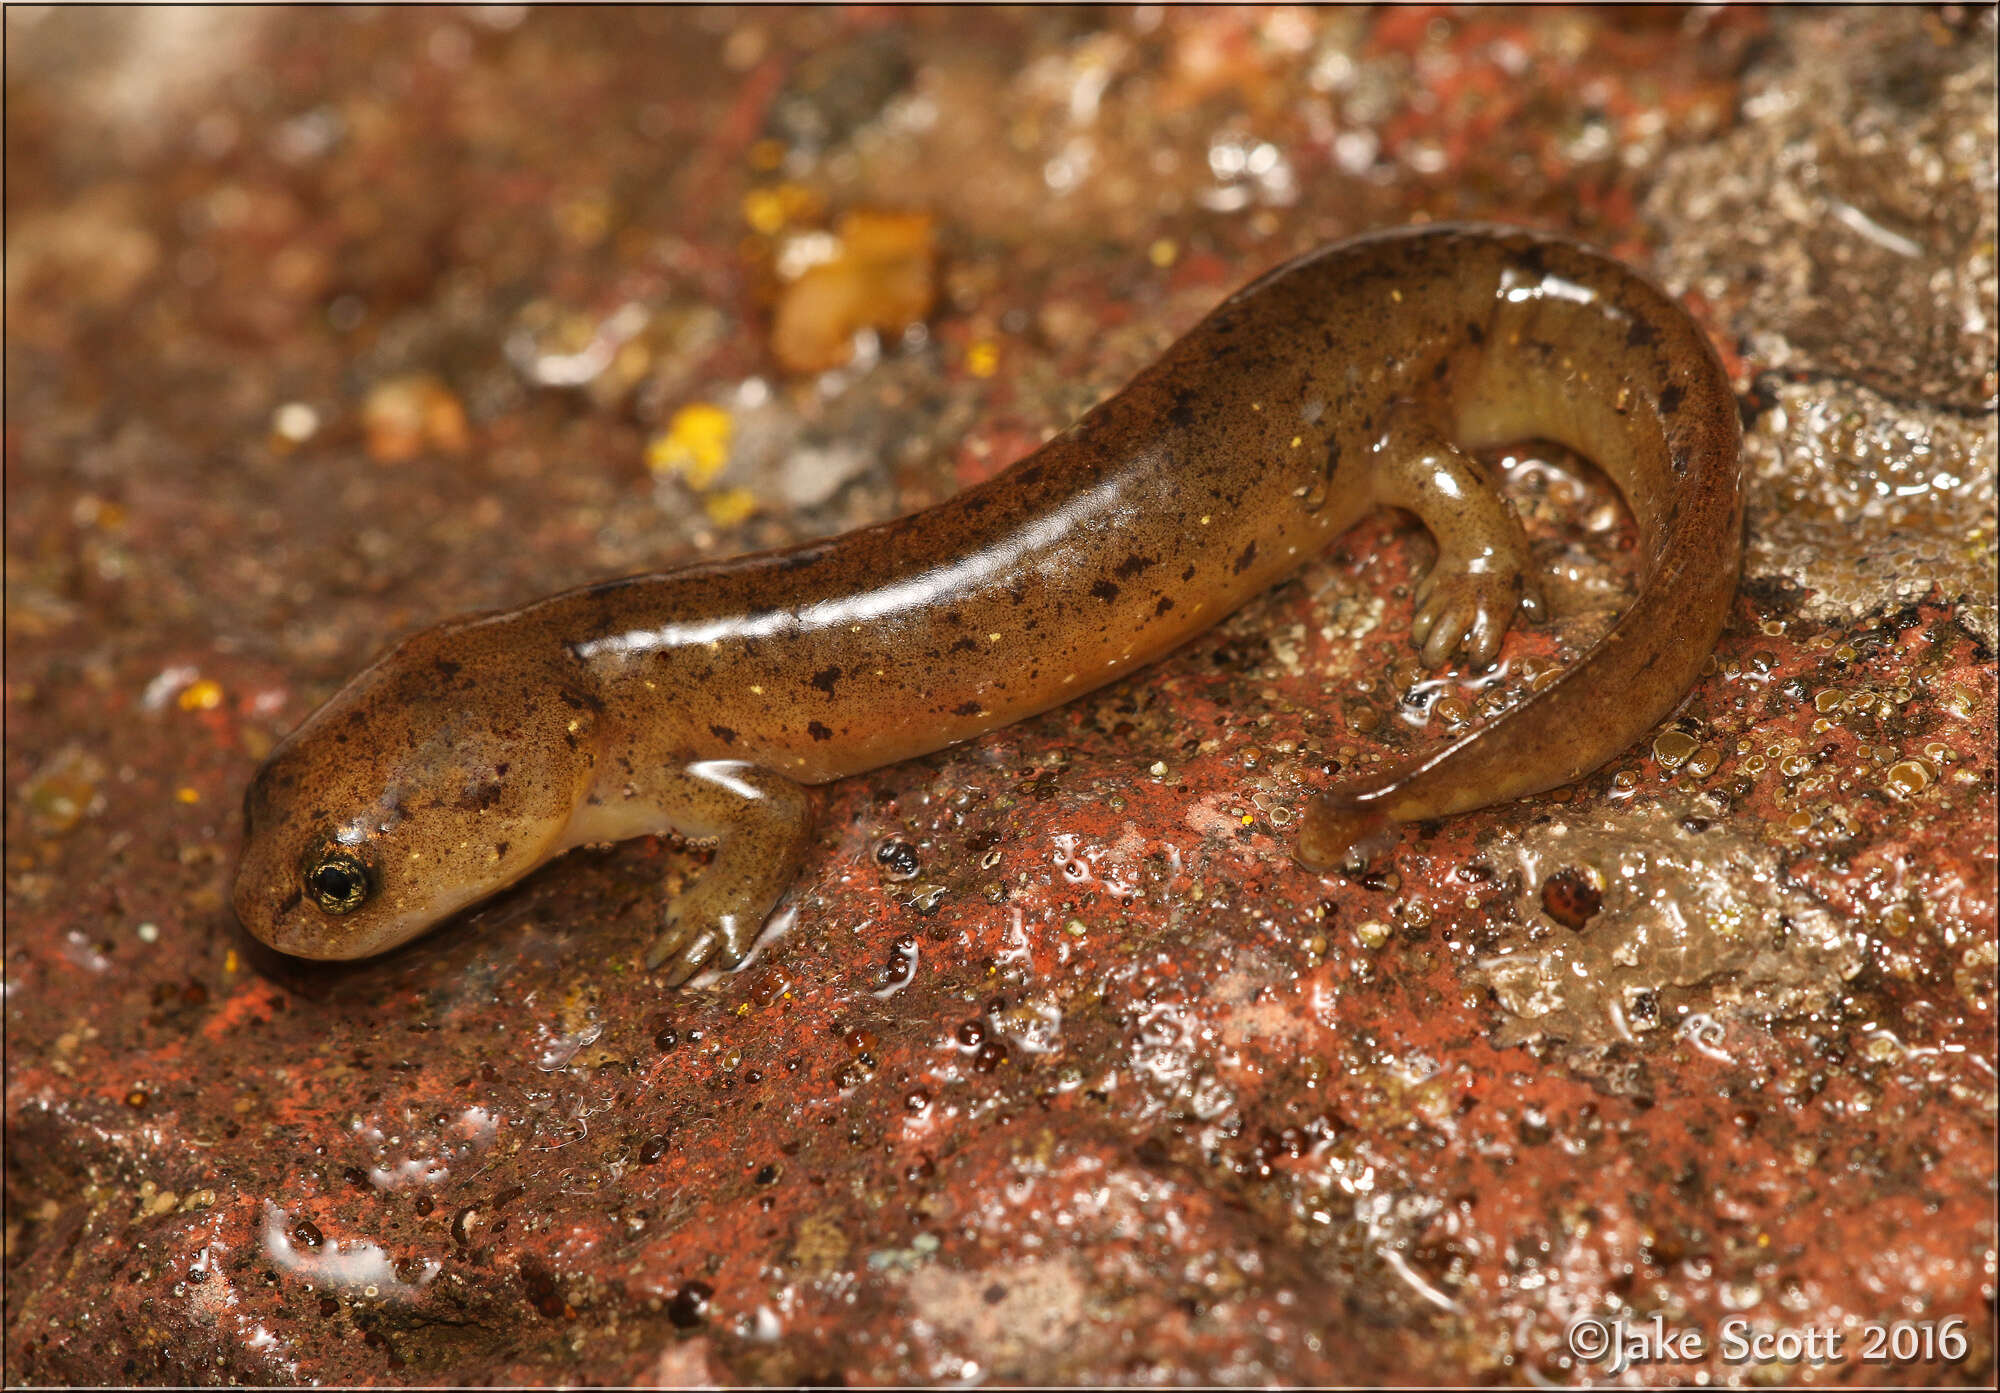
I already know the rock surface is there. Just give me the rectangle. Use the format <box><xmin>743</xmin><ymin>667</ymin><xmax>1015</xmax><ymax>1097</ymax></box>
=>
<box><xmin>6</xmin><ymin>7</ymin><xmax>1994</xmax><ymax>1385</ymax></box>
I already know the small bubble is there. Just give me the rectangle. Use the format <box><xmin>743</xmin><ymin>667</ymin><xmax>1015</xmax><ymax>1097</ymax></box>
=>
<box><xmin>639</xmin><ymin>1134</ymin><xmax>671</xmax><ymax>1164</ymax></box>
<box><xmin>955</xmin><ymin>1020</ymin><xmax>986</xmax><ymax>1048</ymax></box>
<box><xmin>666</xmin><ymin>1280</ymin><xmax>714</xmax><ymax>1329</ymax></box>
<box><xmin>1883</xmin><ymin>759</ymin><xmax>1934</xmax><ymax>798</ymax></box>
<box><xmin>1540</xmin><ymin>868</ymin><xmax>1602</xmax><ymax>930</ymax></box>
<box><xmin>1652</xmin><ymin>729</ymin><xmax>1699</xmax><ymax>769</ymax></box>
<box><xmin>874</xmin><ymin>839</ymin><xmax>922</xmax><ymax>881</ymax></box>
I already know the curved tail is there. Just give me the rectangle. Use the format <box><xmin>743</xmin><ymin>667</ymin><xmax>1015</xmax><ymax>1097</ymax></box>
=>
<box><xmin>1298</xmin><ymin>231</ymin><xmax>1743</xmax><ymax>868</ymax></box>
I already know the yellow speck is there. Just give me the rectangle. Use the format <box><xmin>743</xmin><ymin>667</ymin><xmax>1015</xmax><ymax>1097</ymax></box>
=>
<box><xmin>1147</xmin><ymin>237</ymin><xmax>1178</xmax><ymax>268</ymax></box>
<box><xmin>1290</xmin><ymin>436</ymin><xmax>1302</xmax><ymax>448</ymax></box>
<box><xmin>966</xmin><ymin>340</ymin><xmax>1000</xmax><ymax>378</ymax></box>
<box><xmin>647</xmin><ymin>403</ymin><xmax>734</xmax><ymax>486</ymax></box>
<box><xmin>749</xmin><ymin>684</ymin><xmax>764</xmax><ymax>695</ymax></box>
<box><xmin>223</xmin><ymin>949</ymin><xmax>240</xmax><ymax>974</ymax></box>
<box><xmin>1390</xmin><ymin>288</ymin><xmax>1403</xmax><ymax>303</ymax></box>
<box><xmin>1240</xmin><ymin>812</ymin><xmax>1254</xmax><ymax>827</ymax></box>
<box><xmin>1199</xmin><ymin>515</ymin><xmax>1211</xmax><ymax>525</ymax></box>
<box><xmin>178</xmin><ymin>679</ymin><xmax>224</xmax><ymax>712</ymax></box>
<box><xmin>1251</xmin><ymin>401</ymin><xmax>1263</xmax><ymax>411</ymax></box>
<box><xmin>567</xmin><ymin>719</ymin><xmax>581</xmax><ymax>734</ymax></box>
<box><xmin>703</xmin><ymin>487</ymin><xmax>759</xmax><ymax>526</ymax></box>
<box><xmin>175</xmin><ymin>786</ymin><xmax>201</xmax><ymax>804</ymax></box>
<box><xmin>987</xmin><ymin>632</ymin><xmax>1001</xmax><ymax>643</ymax></box>
<box><xmin>741</xmin><ymin>186</ymin><xmax>788</xmax><ymax>235</ymax></box>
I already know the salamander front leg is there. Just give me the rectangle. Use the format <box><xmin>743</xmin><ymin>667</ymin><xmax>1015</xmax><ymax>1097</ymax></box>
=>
<box><xmin>640</xmin><ymin>761</ymin><xmax>813</xmax><ymax>986</ymax></box>
<box><xmin>1368</xmin><ymin>403</ymin><xmax>1536</xmax><ymax>669</ymax></box>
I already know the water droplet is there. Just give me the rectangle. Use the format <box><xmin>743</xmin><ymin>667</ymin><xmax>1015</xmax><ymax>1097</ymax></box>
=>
<box><xmin>1540</xmin><ymin>868</ymin><xmax>1602</xmax><ymax>930</ymax></box>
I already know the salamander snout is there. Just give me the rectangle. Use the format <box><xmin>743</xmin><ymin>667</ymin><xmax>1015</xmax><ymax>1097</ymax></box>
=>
<box><xmin>230</xmin><ymin>625</ymin><xmax>600</xmax><ymax>960</ymax></box>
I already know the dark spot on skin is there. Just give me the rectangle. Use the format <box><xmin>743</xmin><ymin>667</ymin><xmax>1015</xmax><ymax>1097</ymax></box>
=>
<box><xmin>953</xmin><ymin>701</ymin><xmax>983</xmax><ymax>717</ymax></box>
<box><xmin>1658</xmin><ymin>383</ymin><xmax>1685</xmax><ymax>415</ymax></box>
<box><xmin>558</xmin><ymin>688</ymin><xmax>605</xmax><ymax>714</ymax></box>
<box><xmin>1515</xmin><ymin>241</ymin><xmax>1549</xmax><ymax>274</ymax></box>
<box><xmin>1115</xmin><ymin>553</ymin><xmax>1154</xmax><ymax>579</ymax></box>
<box><xmin>1233</xmin><ymin>542</ymin><xmax>1258</xmax><ymax>575</ymax></box>
<box><xmin>1155</xmin><ymin>596</ymin><xmax>1175</xmax><ymax>617</ymax></box>
<box><xmin>944</xmin><ymin>610</ymin><xmax>963</xmax><ymax>627</ymax></box>
<box><xmin>1090</xmin><ymin>579</ymin><xmax>1120</xmax><ymax>603</ymax></box>
<box><xmin>710</xmin><ymin>724</ymin><xmax>738</xmax><ymax>745</ymax></box>
<box><xmin>1431</xmin><ymin>356</ymin><xmax>1450</xmax><ymax>381</ymax></box>
<box><xmin>807</xmin><ymin>721</ymin><xmax>833</xmax><ymax>741</ymax></box>
<box><xmin>1009</xmin><ymin>586</ymin><xmax>1027</xmax><ymax>605</ymax></box>
<box><xmin>459</xmin><ymin>778</ymin><xmax>503</xmax><ymax>811</ymax></box>
<box><xmin>950</xmin><ymin>636</ymin><xmax>978</xmax><ymax>654</ymax></box>
<box><xmin>1181</xmin><ymin>564</ymin><xmax>1196</xmax><ymax>581</ymax></box>
<box><xmin>1466</xmin><ymin>319</ymin><xmax>1485</xmax><ymax>345</ymax></box>
<box><xmin>275</xmin><ymin>889</ymin><xmax>302</xmax><ymax>916</ymax></box>
<box><xmin>495</xmin><ymin>841</ymin><xmax>509</xmax><ymax>859</ymax></box>
<box><xmin>434</xmin><ymin>659</ymin><xmax>461</xmax><ymax>679</ymax></box>
<box><xmin>1625</xmin><ymin>318</ymin><xmax>1659</xmax><ymax>349</ymax></box>
<box><xmin>1167</xmin><ymin>398</ymin><xmax>1196</xmax><ymax>430</ymax></box>
<box><xmin>810</xmin><ymin>666</ymin><xmax>841</xmax><ymax>696</ymax></box>
<box><xmin>964</xmin><ymin>495</ymin><xmax>992</xmax><ymax>513</ymax></box>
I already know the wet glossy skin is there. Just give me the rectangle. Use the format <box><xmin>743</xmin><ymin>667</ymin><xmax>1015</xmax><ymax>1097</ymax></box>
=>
<box><xmin>233</xmin><ymin>223</ymin><xmax>1743</xmax><ymax>983</ymax></box>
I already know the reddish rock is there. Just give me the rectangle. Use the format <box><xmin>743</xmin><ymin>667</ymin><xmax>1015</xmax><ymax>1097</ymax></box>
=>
<box><xmin>6</xmin><ymin>6</ymin><xmax>1993</xmax><ymax>1386</ymax></box>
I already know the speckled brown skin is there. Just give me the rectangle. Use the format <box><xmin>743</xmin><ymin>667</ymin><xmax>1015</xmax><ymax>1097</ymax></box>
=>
<box><xmin>232</xmin><ymin>223</ymin><xmax>1742</xmax><ymax>984</ymax></box>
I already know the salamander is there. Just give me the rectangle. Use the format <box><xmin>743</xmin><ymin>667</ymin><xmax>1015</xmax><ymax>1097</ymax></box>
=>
<box><xmin>232</xmin><ymin>223</ymin><xmax>1742</xmax><ymax>984</ymax></box>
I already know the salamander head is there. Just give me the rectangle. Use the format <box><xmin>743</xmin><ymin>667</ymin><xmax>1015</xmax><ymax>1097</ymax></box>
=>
<box><xmin>231</xmin><ymin>624</ymin><xmax>599</xmax><ymax>960</ymax></box>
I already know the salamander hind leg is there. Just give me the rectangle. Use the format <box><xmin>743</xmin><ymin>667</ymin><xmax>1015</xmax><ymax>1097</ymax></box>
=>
<box><xmin>1366</xmin><ymin>401</ymin><xmax>1535</xmax><ymax>670</ymax></box>
<box><xmin>627</xmin><ymin>761</ymin><xmax>813</xmax><ymax>986</ymax></box>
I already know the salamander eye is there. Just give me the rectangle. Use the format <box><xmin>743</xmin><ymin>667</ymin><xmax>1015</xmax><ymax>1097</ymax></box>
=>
<box><xmin>304</xmin><ymin>850</ymin><xmax>373</xmax><ymax>915</ymax></box>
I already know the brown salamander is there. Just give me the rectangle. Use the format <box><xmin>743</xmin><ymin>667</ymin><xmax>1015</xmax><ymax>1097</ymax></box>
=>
<box><xmin>232</xmin><ymin>223</ymin><xmax>1742</xmax><ymax>984</ymax></box>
